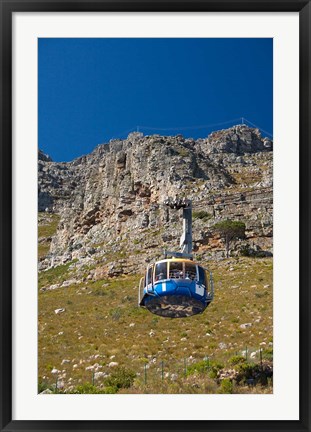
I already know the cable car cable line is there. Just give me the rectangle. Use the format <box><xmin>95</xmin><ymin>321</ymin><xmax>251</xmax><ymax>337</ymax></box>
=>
<box><xmin>137</xmin><ymin>118</ymin><xmax>242</xmax><ymax>132</ymax></box>
<box><xmin>108</xmin><ymin>117</ymin><xmax>273</xmax><ymax>143</ymax></box>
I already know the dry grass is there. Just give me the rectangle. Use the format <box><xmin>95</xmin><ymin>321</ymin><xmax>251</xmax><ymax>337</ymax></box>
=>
<box><xmin>38</xmin><ymin>213</ymin><xmax>60</xmax><ymax>258</ymax></box>
<box><xmin>38</xmin><ymin>253</ymin><xmax>273</xmax><ymax>394</ymax></box>
<box><xmin>38</xmin><ymin>213</ymin><xmax>60</xmax><ymax>238</ymax></box>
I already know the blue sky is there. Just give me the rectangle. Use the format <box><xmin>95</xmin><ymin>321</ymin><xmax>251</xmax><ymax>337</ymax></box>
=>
<box><xmin>39</xmin><ymin>38</ymin><xmax>273</xmax><ymax>162</ymax></box>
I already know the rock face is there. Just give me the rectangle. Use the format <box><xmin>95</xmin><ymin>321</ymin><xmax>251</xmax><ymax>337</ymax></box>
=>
<box><xmin>38</xmin><ymin>149</ymin><xmax>53</xmax><ymax>162</ymax></box>
<box><xmin>38</xmin><ymin>125</ymin><xmax>273</xmax><ymax>272</ymax></box>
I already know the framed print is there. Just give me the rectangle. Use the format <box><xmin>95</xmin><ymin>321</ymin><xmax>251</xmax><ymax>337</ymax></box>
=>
<box><xmin>0</xmin><ymin>1</ymin><xmax>310</xmax><ymax>431</ymax></box>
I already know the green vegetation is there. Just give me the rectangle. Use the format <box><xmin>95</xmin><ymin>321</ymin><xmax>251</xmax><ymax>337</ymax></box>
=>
<box><xmin>262</xmin><ymin>348</ymin><xmax>273</xmax><ymax>361</ymax></box>
<box><xmin>208</xmin><ymin>361</ymin><xmax>224</xmax><ymax>379</ymax></box>
<box><xmin>70</xmin><ymin>383</ymin><xmax>115</xmax><ymax>394</ymax></box>
<box><xmin>186</xmin><ymin>359</ymin><xmax>210</xmax><ymax>376</ymax></box>
<box><xmin>218</xmin><ymin>378</ymin><xmax>233</xmax><ymax>394</ymax></box>
<box><xmin>104</xmin><ymin>367</ymin><xmax>136</xmax><ymax>391</ymax></box>
<box><xmin>235</xmin><ymin>363</ymin><xmax>261</xmax><ymax>384</ymax></box>
<box><xmin>192</xmin><ymin>210</ymin><xmax>211</xmax><ymax>221</ymax></box>
<box><xmin>213</xmin><ymin>219</ymin><xmax>246</xmax><ymax>258</ymax></box>
<box><xmin>38</xmin><ymin>261</ymin><xmax>76</xmax><ymax>289</ymax></box>
<box><xmin>38</xmin><ymin>256</ymin><xmax>273</xmax><ymax>394</ymax></box>
<box><xmin>240</xmin><ymin>244</ymin><xmax>270</xmax><ymax>258</ymax></box>
<box><xmin>229</xmin><ymin>355</ymin><xmax>246</xmax><ymax>366</ymax></box>
<box><xmin>38</xmin><ymin>379</ymin><xmax>52</xmax><ymax>394</ymax></box>
<box><xmin>38</xmin><ymin>243</ymin><xmax>51</xmax><ymax>258</ymax></box>
<box><xmin>38</xmin><ymin>213</ymin><xmax>60</xmax><ymax>238</ymax></box>
<box><xmin>240</xmin><ymin>245</ymin><xmax>252</xmax><ymax>257</ymax></box>
<box><xmin>38</xmin><ymin>213</ymin><xmax>60</xmax><ymax>258</ymax></box>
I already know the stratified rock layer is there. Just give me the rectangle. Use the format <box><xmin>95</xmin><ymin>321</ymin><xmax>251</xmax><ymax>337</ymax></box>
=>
<box><xmin>38</xmin><ymin>125</ymin><xmax>273</xmax><ymax>272</ymax></box>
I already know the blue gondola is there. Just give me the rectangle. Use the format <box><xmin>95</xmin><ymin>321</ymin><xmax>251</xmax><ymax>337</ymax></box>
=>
<box><xmin>138</xmin><ymin>197</ymin><xmax>214</xmax><ymax>318</ymax></box>
<box><xmin>138</xmin><ymin>257</ymin><xmax>214</xmax><ymax>318</ymax></box>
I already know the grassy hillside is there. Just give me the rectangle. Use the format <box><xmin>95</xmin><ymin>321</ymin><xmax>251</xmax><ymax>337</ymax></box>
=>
<box><xmin>38</xmin><ymin>213</ymin><xmax>60</xmax><ymax>258</ymax></box>
<box><xmin>38</xmin><ymin>216</ymin><xmax>273</xmax><ymax>394</ymax></box>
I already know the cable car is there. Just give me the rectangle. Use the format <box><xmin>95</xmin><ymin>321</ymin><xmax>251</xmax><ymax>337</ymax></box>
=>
<box><xmin>138</xmin><ymin>198</ymin><xmax>214</xmax><ymax>318</ymax></box>
<box><xmin>138</xmin><ymin>257</ymin><xmax>214</xmax><ymax>318</ymax></box>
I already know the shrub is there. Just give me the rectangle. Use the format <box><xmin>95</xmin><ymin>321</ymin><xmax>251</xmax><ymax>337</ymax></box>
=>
<box><xmin>218</xmin><ymin>378</ymin><xmax>233</xmax><ymax>394</ymax></box>
<box><xmin>208</xmin><ymin>361</ymin><xmax>224</xmax><ymax>379</ymax></box>
<box><xmin>229</xmin><ymin>355</ymin><xmax>246</xmax><ymax>366</ymax></box>
<box><xmin>239</xmin><ymin>245</ymin><xmax>251</xmax><ymax>257</ymax></box>
<box><xmin>104</xmin><ymin>367</ymin><xmax>136</xmax><ymax>390</ymax></box>
<box><xmin>261</xmin><ymin>348</ymin><xmax>273</xmax><ymax>361</ymax></box>
<box><xmin>186</xmin><ymin>359</ymin><xmax>224</xmax><ymax>378</ymax></box>
<box><xmin>73</xmin><ymin>383</ymin><xmax>102</xmax><ymax>394</ymax></box>
<box><xmin>239</xmin><ymin>244</ymin><xmax>271</xmax><ymax>258</ymax></box>
<box><xmin>104</xmin><ymin>386</ymin><xmax>118</xmax><ymax>394</ymax></box>
<box><xmin>186</xmin><ymin>360</ymin><xmax>210</xmax><ymax>376</ymax></box>
<box><xmin>210</xmin><ymin>361</ymin><xmax>224</xmax><ymax>372</ymax></box>
<box><xmin>235</xmin><ymin>363</ymin><xmax>261</xmax><ymax>384</ymax></box>
<box><xmin>193</xmin><ymin>210</ymin><xmax>211</xmax><ymax>221</ymax></box>
<box><xmin>70</xmin><ymin>383</ymin><xmax>118</xmax><ymax>394</ymax></box>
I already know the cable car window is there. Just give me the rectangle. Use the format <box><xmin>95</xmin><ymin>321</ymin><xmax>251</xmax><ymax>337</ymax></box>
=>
<box><xmin>155</xmin><ymin>262</ymin><xmax>167</xmax><ymax>281</ymax></box>
<box><xmin>169</xmin><ymin>261</ymin><xmax>184</xmax><ymax>279</ymax></box>
<box><xmin>198</xmin><ymin>266</ymin><xmax>206</xmax><ymax>286</ymax></box>
<box><xmin>185</xmin><ymin>263</ymin><xmax>197</xmax><ymax>281</ymax></box>
<box><xmin>146</xmin><ymin>266</ymin><xmax>153</xmax><ymax>285</ymax></box>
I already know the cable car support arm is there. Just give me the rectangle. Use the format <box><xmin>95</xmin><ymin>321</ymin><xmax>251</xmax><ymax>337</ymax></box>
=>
<box><xmin>163</xmin><ymin>197</ymin><xmax>193</xmax><ymax>260</ymax></box>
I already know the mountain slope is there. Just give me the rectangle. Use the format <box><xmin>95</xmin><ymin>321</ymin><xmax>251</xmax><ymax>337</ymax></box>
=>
<box><xmin>38</xmin><ymin>124</ymin><xmax>273</xmax><ymax>273</ymax></box>
<box><xmin>38</xmin><ymin>124</ymin><xmax>273</xmax><ymax>394</ymax></box>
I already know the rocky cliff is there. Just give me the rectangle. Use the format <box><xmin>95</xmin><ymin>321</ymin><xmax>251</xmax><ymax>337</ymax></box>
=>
<box><xmin>38</xmin><ymin>124</ymin><xmax>273</xmax><ymax>274</ymax></box>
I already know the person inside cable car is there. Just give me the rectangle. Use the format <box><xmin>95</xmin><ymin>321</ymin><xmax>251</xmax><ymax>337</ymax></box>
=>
<box><xmin>169</xmin><ymin>261</ymin><xmax>183</xmax><ymax>279</ymax></box>
<box><xmin>157</xmin><ymin>272</ymin><xmax>164</xmax><ymax>281</ymax></box>
<box><xmin>185</xmin><ymin>263</ymin><xmax>197</xmax><ymax>281</ymax></box>
<box><xmin>154</xmin><ymin>262</ymin><xmax>167</xmax><ymax>281</ymax></box>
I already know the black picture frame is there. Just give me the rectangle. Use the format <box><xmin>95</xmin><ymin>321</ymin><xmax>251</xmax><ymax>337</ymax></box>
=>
<box><xmin>1</xmin><ymin>1</ymin><xmax>310</xmax><ymax>431</ymax></box>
